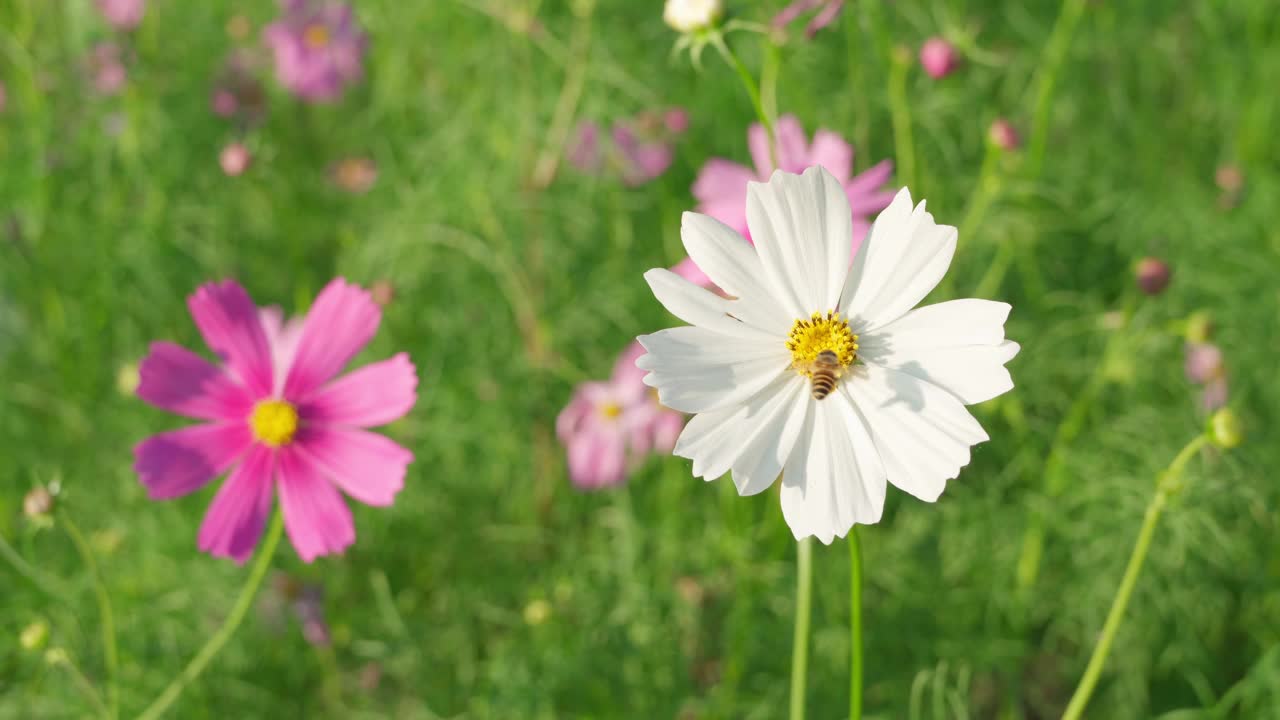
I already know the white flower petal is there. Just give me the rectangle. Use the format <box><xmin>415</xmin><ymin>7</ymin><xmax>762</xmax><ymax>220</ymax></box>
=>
<box><xmin>644</xmin><ymin>268</ymin><xmax>778</xmax><ymax>342</ymax></box>
<box><xmin>728</xmin><ymin>375</ymin><xmax>810</xmax><ymax>496</ymax></box>
<box><xmin>840</xmin><ymin>188</ymin><xmax>957</xmax><ymax>331</ymax></box>
<box><xmin>673</xmin><ymin>374</ymin><xmax>803</xmax><ymax>492</ymax></box>
<box><xmin>859</xmin><ymin>299</ymin><xmax>1020</xmax><ymax>404</ymax></box>
<box><xmin>844</xmin><ymin>363</ymin><xmax>988</xmax><ymax>503</ymax></box>
<box><xmin>780</xmin><ymin>403</ymin><xmax>840</xmax><ymax>544</ymax></box>
<box><xmin>828</xmin><ymin>387</ymin><xmax>888</xmax><ymax>525</ymax></box>
<box><xmin>747</xmin><ymin>167</ymin><xmax>854</xmax><ymax>316</ymax></box>
<box><xmin>637</xmin><ymin>327</ymin><xmax>789</xmax><ymax>414</ymax></box>
<box><xmin>679</xmin><ymin>212</ymin><xmax>793</xmax><ymax>335</ymax></box>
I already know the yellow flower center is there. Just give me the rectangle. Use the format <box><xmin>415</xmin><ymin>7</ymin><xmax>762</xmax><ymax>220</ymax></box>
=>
<box><xmin>304</xmin><ymin>24</ymin><xmax>331</xmax><ymax>48</ymax></box>
<box><xmin>787</xmin><ymin>311</ymin><xmax>858</xmax><ymax>376</ymax></box>
<box><xmin>250</xmin><ymin>400</ymin><xmax>299</xmax><ymax>447</ymax></box>
<box><xmin>600</xmin><ymin>402</ymin><xmax>623</xmax><ymax>419</ymax></box>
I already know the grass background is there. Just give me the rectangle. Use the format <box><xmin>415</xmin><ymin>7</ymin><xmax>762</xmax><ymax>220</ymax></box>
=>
<box><xmin>2</xmin><ymin>0</ymin><xmax>1278</xmax><ymax>718</ymax></box>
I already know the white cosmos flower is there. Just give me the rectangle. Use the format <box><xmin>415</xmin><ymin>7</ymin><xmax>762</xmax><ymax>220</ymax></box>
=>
<box><xmin>636</xmin><ymin>166</ymin><xmax>1019</xmax><ymax>543</ymax></box>
<box><xmin>663</xmin><ymin>0</ymin><xmax>723</xmax><ymax>33</ymax></box>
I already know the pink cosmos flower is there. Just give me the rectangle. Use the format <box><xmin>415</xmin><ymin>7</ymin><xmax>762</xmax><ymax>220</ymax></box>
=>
<box><xmin>1185</xmin><ymin>342</ymin><xmax>1228</xmax><ymax>412</ymax></box>
<box><xmin>673</xmin><ymin>114</ymin><xmax>894</xmax><ymax>287</ymax></box>
<box><xmin>920</xmin><ymin>37</ymin><xmax>960</xmax><ymax>79</ymax></box>
<box><xmin>772</xmin><ymin>0</ymin><xmax>845</xmax><ymax>39</ymax></box>
<box><xmin>567</xmin><ymin>109</ymin><xmax>689</xmax><ymax>187</ymax></box>
<box><xmin>89</xmin><ymin>43</ymin><xmax>127</xmax><ymax>96</ymax></box>
<box><xmin>96</xmin><ymin>0</ymin><xmax>145</xmax><ymax>30</ymax></box>
<box><xmin>263</xmin><ymin>0</ymin><xmax>367</xmax><ymax>103</ymax></box>
<box><xmin>556</xmin><ymin>342</ymin><xmax>683</xmax><ymax>490</ymax></box>
<box><xmin>133</xmin><ymin>279</ymin><xmax>418</xmax><ymax>563</ymax></box>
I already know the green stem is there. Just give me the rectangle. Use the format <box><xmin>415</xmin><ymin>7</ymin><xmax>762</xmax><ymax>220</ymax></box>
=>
<box><xmin>0</xmin><ymin>529</ymin><xmax>68</xmax><ymax>597</ymax></box>
<box><xmin>849</xmin><ymin>529</ymin><xmax>864</xmax><ymax>720</ymax></box>
<box><xmin>49</xmin><ymin>650</ymin><xmax>111</xmax><ymax>719</ymax></box>
<box><xmin>790</xmin><ymin>538</ymin><xmax>813</xmax><ymax>720</ymax></box>
<box><xmin>137</xmin><ymin>510</ymin><xmax>285</xmax><ymax>720</ymax></box>
<box><xmin>1060</xmin><ymin>434</ymin><xmax>1209</xmax><ymax>720</ymax></box>
<box><xmin>887</xmin><ymin>48</ymin><xmax>916</xmax><ymax>192</ymax></box>
<box><xmin>1027</xmin><ymin>0</ymin><xmax>1088</xmax><ymax>175</ymax></box>
<box><xmin>710</xmin><ymin>33</ymin><xmax>777</xmax><ymax>169</ymax></box>
<box><xmin>61</xmin><ymin>513</ymin><xmax>118</xmax><ymax>720</ymax></box>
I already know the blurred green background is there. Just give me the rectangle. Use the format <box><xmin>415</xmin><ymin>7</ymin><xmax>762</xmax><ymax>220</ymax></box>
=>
<box><xmin>2</xmin><ymin>0</ymin><xmax>1278</xmax><ymax>718</ymax></box>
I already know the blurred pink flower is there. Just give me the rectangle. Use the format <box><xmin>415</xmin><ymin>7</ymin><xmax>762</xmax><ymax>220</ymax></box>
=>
<box><xmin>96</xmin><ymin>0</ymin><xmax>145</xmax><ymax>30</ymax></box>
<box><xmin>211</xmin><ymin>51</ymin><xmax>268</xmax><ymax>123</ymax></box>
<box><xmin>330</xmin><ymin>156</ymin><xmax>378</xmax><ymax>193</ymax></box>
<box><xmin>133</xmin><ymin>279</ymin><xmax>418</xmax><ymax>563</ymax></box>
<box><xmin>772</xmin><ymin>0</ymin><xmax>845</xmax><ymax>39</ymax></box>
<box><xmin>612</xmin><ymin>124</ymin><xmax>674</xmax><ymax>187</ymax></box>
<box><xmin>264</xmin><ymin>0</ymin><xmax>367</xmax><ymax>103</ymax></box>
<box><xmin>920</xmin><ymin>37</ymin><xmax>959</xmax><ymax>79</ymax></box>
<box><xmin>89</xmin><ymin>43</ymin><xmax>127</xmax><ymax>96</ymax></box>
<box><xmin>220</xmin><ymin>143</ymin><xmax>252</xmax><ymax>176</ymax></box>
<box><xmin>989</xmin><ymin>118</ymin><xmax>1021</xmax><ymax>150</ymax></box>
<box><xmin>568</xmin><ymin>121</ymin><xmax>602</xmax><ymax>173</ymax></box>
<box><xmin>567</xmin><ymin>109</ymin><xmax>688</xmax><ymax>186</ymax></box>
<box><xmin>557</xmin><ymin>342</ymin><xmax>684</xmax><ymax>490</ymax></box>
<box><xmin>1185</xmin><ymin>342</ymin><xmax>1228</xmax><ymax>411</ymax></box>
<box><xmin>673</xmin><ymin>114</ymin><xmax>894</xmax><ymax>287</ymax></box>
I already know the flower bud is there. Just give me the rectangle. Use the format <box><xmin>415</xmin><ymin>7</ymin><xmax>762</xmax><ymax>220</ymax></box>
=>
<box><xmin>1207</xmin><ymin>408</ymin><xmax>1243</xmax><ymax>449</ymax></box>
<box><xmin>1184</xmin><ymin>311</ymin><xmax>1214</xmax><ymax>344</ymax></box>
<box><xmin>1184</xmin><ymin>343</ymin><xmax>1224</xmax><ymax>385</ymax></box>
<box><xmin>20</xmin><ymin>620</ymin><xmax>49</xmax><ymax>651</ymax></box>
<box><xmin>23</xmin><ymin>486</ymin><xmax>55</xmax><ymax>519</ymax></box>
<box><xmin>370</xmin><ymin>279</ymin><xmax>395</xmax><ymax>307</ymax></box>
<box><xmin>988</xmin><ymin>118</ymin><xmax>1021</xmax><ymax>151</ymax></box>
<box><xmin>663</xmin><ymin>0</ymin><xmax>723</xmax><ymax>33</ymax></box>
<box><xmin>919</xmin><ymin>37</ymin><xmax>959</xmax><ymax>79</ymax></box>
<box><xmin>523</xmin><ymin>599</ymin><xmax>551</xmax><ymax>626</ymax></box>
<box><xmin>1135</xmin><ymin>256</ymin><xmax>1171</xmax><ymax>295</ymax></box>
<box><xmin>116</xmin><ymin>361</ymin><xmax>140</xmax><ymax>396</ymax></box>
<box><xmin>219</xmin><ymin>142</ymin><xmax>252</xmax><ymax>177</ymax></box>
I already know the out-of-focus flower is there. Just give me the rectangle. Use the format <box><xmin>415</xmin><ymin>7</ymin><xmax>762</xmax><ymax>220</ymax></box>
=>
<box><xmin>23</xmin><ymin>486</ymin><xmax>55</xmax><ymax>520</ymax></box>
<box><xmin>227</xmin><ymin>14</ymin><xmax>253</xmax><ymax>41</ymax></box>
<box><xmin>220</xmin><ymin>143</ymin><xmax>252</xmax><ymax>176</ymax></box>
<box><xmin>664</xmin><ymin>0</ymin><xmax>722</xmax><ymax>34</ymax></box>
<box><xmin>294</xmin><ymin>583</ymin><xmax>330</xmax><ymax>646</ymax></box>
<box><xmin>1185</xmin><ymin>342</ymin><xmax>1228</xmax><ymax>412</ymax></box>
<box><xmin>988</xmin><ymin>119</ymin><xmax>1021</xmax><ymax>151</ymax></box>
<box><xmin>673</xmin><ymin>114</ymin><xmax>894</xmax><ymax>288</ymax></box>
<box><xmin>1215</xmin><ymin>164</ymin><xmax>1244</xmax><ymax>209</ymax></box>
<box><xmin>1135</xmin><ymin>256</ymin><xmax>1171</xmax><ymax>296</ymax></box>
<box><xmin>20</xmin><ymin>620</ymin><xmax>49</xmax><ymax>651</ymax></box>
<box><xmin>211</xmin><ymin>51</ymin><xmax>268</xmax><ymax>123</ymax></box>
<box><xmin>89</xmin><ymin>43</ymin><xmax>127</xmax><ymax>96</ymax></box>
<box><xmin>772</xmin><ymin>0</ymin><xmax>845</xmax><ymax>39</ymax></box>
<box><xmin>557</xmin><ymin>341</ymin><xmax>685</xmax><ymax>490</ymax></box>
<box><xmin>330</xmin><ymin>156</ymin><xmax>378</xmax><ymax>193</ymax></box>
<box><xmin>920</xmin><ymin>37</ymin><xmax>959</xmax><ymax>79</ymax></box>
<box><xmin>264</xmin><ymin>0</ymin><xmax>367</xmax><ymax>103</ymax></box>
<box><xmin>1184</xmin><ymin>311</ymin><xmax>1213</xmax><ymax>345</ymax></box>
<box><xmin>568</xmin><ymin>109</ymin><xmax>688</xmax><ymax>186</ymax></box>
<box><xmin>96</xmin><ymin>0</ymin><xmax>145</xmax><ymax>30</ymax></box>
<box><xmin>358</xmin><ymin>662</ymin><xmax>382</xmax><ymax>691</ymax></box>
<box><xmin>523</xmin><ymin>599</ymin><xmax>551</xmax><ymax>626</ymax></box>
<box><xmin>639</xmin><ymin>170</ymin><xmax>1018</xmax><ymax>542</ymax></box>
<box><xmin>370</xmin><ymin>279</ymin><xmax>395</xmax><ymax>307</ymax></box>
<box><xmin>133</xmin><ymin>279</ymin><xmax>418</xmax><ymax>562</ymax></box>
<box><xmin>1207</xmin><ymin>408</ymin><xmax>1243</xmax><ymax>449</ymax></box>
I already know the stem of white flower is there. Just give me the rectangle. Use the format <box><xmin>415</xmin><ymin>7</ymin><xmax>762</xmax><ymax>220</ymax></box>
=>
<box><xmin>790</xmin><ymin>537</ymin><xmax>814</xmax><ymax>720</ymax></box>
<box><xmin>709</xmin><ymin>33</ymin><xmax>778</xmax><ymax>169</ymax></box>
<box><xmin>849</xmin><ymin>528</ymin><xmax>864</xmax><ymax>720</ymax></box>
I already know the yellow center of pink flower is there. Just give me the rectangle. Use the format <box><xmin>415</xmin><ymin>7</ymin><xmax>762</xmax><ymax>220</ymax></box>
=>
<box><xmin>250</xmin><ymin>400</ymin><xmax>299</xmax><ymax>447</ymax></box>
<box><xmin>304</xmin><ymin>24</ymin><xmax>331</xmax><ymax>48</ymax></box>
<box><xmin>601</xmin><ymin>402</ymin><xmax>623</xmax><ymax>419</ymax></box>
<box><xmin>787</xmin><ymin>311</ymin><xmax>858</xmax><ymax>376</ymax></box>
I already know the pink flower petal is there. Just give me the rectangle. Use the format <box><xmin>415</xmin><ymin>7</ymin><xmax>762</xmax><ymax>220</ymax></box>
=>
<box><xmin>277</xmin><ymin>446</ymin><xmax>356</xmax><ymax>562</ymax></box>
<box><xmin>283</xmin><ymin>278</ymin><xmax>381</xmax><ymax>401</ymax></box>
<box><xmin>298</xmin><ymin>353</ymin><xmax>417</xmax><ymax>428</ymax></box>
<box><xmin>197</xmin><ymin>444</ymin><xmax>275</xmax><ymax>563</ymax></box>
<box><xmin>557</xmin><ymin>392</ymin><xmax>594</xmax><ymax>444</ymax></box>
<box><xmin>610</xmin><ymin>341</ymin><xmax>649</xmax><ymax>404</ymax></box>
<box><xmin>260</xmin><ymin>306</ymin><xmax>306</xmax><ymax>394</ymax></box>
<box><xmin>692</xmin><ymin>158</ymin><xmax>755</xmax><ymax>205</ymax></box>
<box><xmin>670</xmin><ymin>256</ymin><xmax>715</xmax><ymax>288</ymax></box>
<box><xmin>188</xmin><ymin>280</ymin><xmax>275</xmax><ymax>398</ymax></box>
<box><xmin>651</xmin><ymin>409</ymin><xmax>684</xmax><ymax>454</ymax></box>
<box><xmin>295</xmin><ymin>426</ymin><xmax>411</xmax><ymax>507</ymax></box>
<box><xmin>844</xmin><ymin>158</ymin><xmax>894</xmax><ymax>199</ymax></box>
<box><xmin>134</xmin><ymin>423</ymin><xmax>253</xmax><ymax>500</ymax></box>
<box><xmin>750</xmin><ymin>115</ymin><xmax>808</xmax><ymax>174</ymax></box>
<box><xmin>808</xmin><ymin>129</ymin><xmax>853</xmax><ymax>181</ymax></box>
<box><xmin>567</xmin><ymin>427</ymin><xmax>627</xmax><ymax>490</ymax></box>
<box><xmin>136</xmin><ymin>342</ymin><xmax>255</xmax><ymax>421</ymax></box>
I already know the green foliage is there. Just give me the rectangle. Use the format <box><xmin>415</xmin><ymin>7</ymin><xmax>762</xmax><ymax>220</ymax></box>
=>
<box><xmin>1</xmin><ymin>0</ymin><xmax>1277</xmax><ymax>718</ymax></box>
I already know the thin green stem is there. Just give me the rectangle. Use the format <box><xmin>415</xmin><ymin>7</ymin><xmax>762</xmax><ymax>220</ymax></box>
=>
<box><xmin>1060</xmin><ymin>434</ymin><xmax>1209</xmax><ymax>720</ymax></box>
<box><xmin>49</xmin><ymin>650</ymin><xmax>111</xmax><ymax>719</ymax></box>
<box><xmin>1027</xmin><ymin>0</ymin><xmax>1088</xmax><ymax>175</ymax></box>
<box><xmin>0</xmin><ymin>529</ymin><xmax>68</xmax><ymax>597</ymax></box>
<box><xmin>61</xmin><ymin>513</ymin><xmax>118</xmax><ymax>720</ymax></box>
<box><xmin>790</xmin><ymin>538</ymin><xmax>814</xmax><ymax>720</ymax></box>
<box><xmin>849</xmin><ymin>529</ymin><xmax>864</xmax><ymax>720</ymax></box>
<box><xmin>710</xmin><ymin>34</ymin><xmax>777</xmax><ymax>169</ymax></box>
<box><xmin>137</xmin><ymin>510</ymin><xmax>285</xmax><ymax>720</ymax></box>
<box><xmin>887</xmin><ymin>49</ymin><xmax>916</xmax><ymax>192</ymax></box>
<box><xmin>530</xmin><ymin>2</ymin><xmax>592</xmax><ymax>188</ymax></box>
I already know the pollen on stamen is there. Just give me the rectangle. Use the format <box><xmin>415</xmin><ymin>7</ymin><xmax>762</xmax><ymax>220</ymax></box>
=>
<box><xmin>250</xmin><ymin>399</ymin><xmax>300</xmax><ymax>447</ymax></box>
<box><xmin>787</xmin><ymin>310</ymin><xmax>858</xmax><ymax>376</ymax></box>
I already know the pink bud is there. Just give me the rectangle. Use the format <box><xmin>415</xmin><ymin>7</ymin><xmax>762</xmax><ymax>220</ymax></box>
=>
<box><xmin>219</xmin><ymin>142</ymin><xmax>252</xmax><ymax>176</ymax></box>
<box><xmin>664</xmin><ymin>107</ymin><xmax>690</xmax><ymax>134</ymax></box>
<box><xmin>1184</xmin><ymin>343</ymin><xmax>1224</xmax><ymax>385</ymax></box>
<box><xmin>919</xmin><ymin>37</ymin><xmax>959</xmax><ymax>79</ymax></box>
<box><xmin>988</xmin><ymin>118</ymin><xmax>1021</xmax><ymax>150</ymax></box>
<box><xmin>1135</xmin><ymin>256</ymin><xmax>1171</xmax><ymax>295</ymax></box>
<box><xmin>211</xmin><ymin>89</ymin><xmax>238</xmax><ymax>118</ymax></box>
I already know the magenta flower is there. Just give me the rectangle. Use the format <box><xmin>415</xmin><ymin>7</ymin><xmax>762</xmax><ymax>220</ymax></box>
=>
<box><xmin>88</xmin><ymin>43</ymin><xmax>127</xmax><ymax>96</ymax></box>
<box><xmin>772</xmin><ymin>0</ymin><xmax>845</xmax><ymax>39</ymax></box>
<box><xmin>263</xmin><ymin>0</ymin><xmax>367</xmax><ymax>103</ymax></box>
<box><xmin>96</xmin><ymin>0</ymin><xmax>145</xmax><ymax>30</ymax></box>
<box><xmin>1185</xmin><ymin>342</ymin><xmax>1228</xmax><ymax>412</ymax></box>
<box><xmin>134</xmin><ymin>279</ymin><xmax>418</xmax><ymax>563</ymax></box>
<box><xmin>612</xmin><ymin>124</ymin><xmax>675</xmax><ymax>187</ymax></box>
<box><xmin>556</xmin><ymin>342</ymin><xmax>683</xmax><ymax>490</ymax></box>
<box><xmin>920</xmin><ymin>37</ymin><xmax>960</xmax><ymax>79</ymax></box>
<box><xmin>673</xmin><ymin>114</ymin><xmax>894</xmax><ymax>287</ymax></box>
<box><xmin>567</xmin><ymin>109</ymin><xmax>689</xmax><ymax>186</ymax></box>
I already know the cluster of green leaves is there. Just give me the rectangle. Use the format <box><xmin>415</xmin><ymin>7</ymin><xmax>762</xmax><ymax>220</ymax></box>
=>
<box><xmin>1</xmin><ymin>0</ymin><xmax>1276</xmax><ymax>718</ymax></box>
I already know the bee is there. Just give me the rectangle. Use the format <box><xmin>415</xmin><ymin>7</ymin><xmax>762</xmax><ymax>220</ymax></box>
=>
<box><xmin>802</xmin><ymin>350</ymin><xmax>845</xmax><ymax>400</ymax></box>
